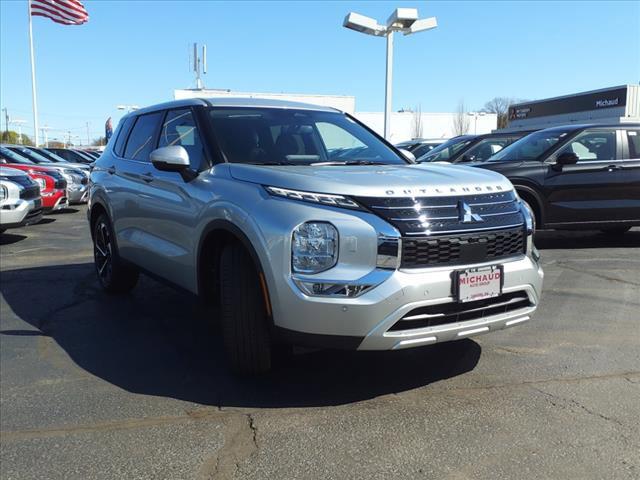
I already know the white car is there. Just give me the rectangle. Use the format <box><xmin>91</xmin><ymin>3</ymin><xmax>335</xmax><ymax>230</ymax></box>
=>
<box><xmin>0</xmin><ymin>166</ymin><xmax>43</xmax><ymax>234</ymax></box>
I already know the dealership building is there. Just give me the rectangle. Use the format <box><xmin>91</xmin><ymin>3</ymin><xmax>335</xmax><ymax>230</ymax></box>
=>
<box><xmin>503</xmin><ymin>85</ymin><xmax>640</xmax><ymax>132</ymax></box>
<box><xmin>174</xmin><ymin>88</ymin><xmax>497</xmax><ymax>142</ymax></box>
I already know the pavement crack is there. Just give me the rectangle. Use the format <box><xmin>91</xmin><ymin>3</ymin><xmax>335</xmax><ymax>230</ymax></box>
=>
<box><xmin>532</xmin><ymin>386</ymin><xmax>624</xmax><ymax>427</ymax></box>
<box><xmin>554</xmin><ymin>261</ymin><xmax>640</xmax><ymax>287</ymax></box>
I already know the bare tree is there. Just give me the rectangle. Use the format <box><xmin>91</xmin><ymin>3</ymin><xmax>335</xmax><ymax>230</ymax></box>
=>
<box><xmin>482</xmin><ymin>97</ymin><xmax>526</xmax><ymax>129</ymax></box>
<box><xmin>411</xmin><ymin>104</ymin><xmax>423</xmax><ymax>139</ymax></box>
<box><xmin>452</xmin><ymin>100</ymin><xmax>470</xmax><ymax>136</ymax></box>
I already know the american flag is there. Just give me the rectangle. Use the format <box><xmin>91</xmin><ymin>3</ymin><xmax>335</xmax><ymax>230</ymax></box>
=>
<box><xmin>30</xmin><ymin>0</ymin><xmax>89</xmax><ymax>26</ymax></box>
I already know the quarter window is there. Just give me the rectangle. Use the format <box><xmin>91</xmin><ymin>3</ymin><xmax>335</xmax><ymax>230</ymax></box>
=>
<box><xmin>556</xmin><ymin>130</ymin><xmax>617</xmax><ymax>162</ymax></box>
<box><xmin>113</xmin><ymin>116</ymin><xmax>135</xmax><ymax>157</ymax></box>
<box><xmin>627</xmin><ymin>130</ymin><xmax>640</xmax><ymax>159</ymax></box>
<box><xmin>123</xmin><ymin>112</ymin><xmax>163</xmax><ymax>162</ymax></box>
<box><xmin>158</xmin><ymin>109</ymin><xmax>205</xmax><ymax>168</ymax></box>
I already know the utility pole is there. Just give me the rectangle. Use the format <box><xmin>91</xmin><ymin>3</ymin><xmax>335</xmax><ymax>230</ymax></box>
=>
<box><xmin>41</xmin><ymin>125</ymin><xmax>49</xmax><ymax>147</ymax></box>
<box><xmin>86</xmin><ymin>122</ymin><xmax>90</xmax><ymax>146</ymax></box>
<box><xmin>2</xmin><ymin>108</ymin><xmax>8</xmax><ymax>140</ymax></box>
<box><xmin>67</xmin><ymin>130</ymin><xmax>71</xmax><ymax>148</ymax></box>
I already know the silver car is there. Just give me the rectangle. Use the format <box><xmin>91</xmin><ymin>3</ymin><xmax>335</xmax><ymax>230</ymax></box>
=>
<box><xmin>0</xmin><ymin>166</ymin><xmax>43</xmax><ymax>233</ymax></box>
<box><xmin>88</xmin><ymin>98</ymin><xmax>543</xmax><ymax>374</ymax></box>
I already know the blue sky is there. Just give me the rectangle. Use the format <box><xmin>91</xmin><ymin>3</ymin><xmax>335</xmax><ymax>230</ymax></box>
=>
<box><xmin>1</xmin><ymin>0</ymin><xmax>639</xmax><ymax>142</ymax></box>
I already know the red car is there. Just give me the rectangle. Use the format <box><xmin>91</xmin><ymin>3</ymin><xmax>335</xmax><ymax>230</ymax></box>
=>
<box><xmin>0</xmin><ymin>163</ymin><xmax>68</xmax><ymax>211</ymax></box>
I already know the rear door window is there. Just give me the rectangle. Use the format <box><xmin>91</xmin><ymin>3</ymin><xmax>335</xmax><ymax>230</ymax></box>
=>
<box><xmin>123</xmin><ymin>112</ymin><xmax>163</xmax><ymax>162</ymax></box>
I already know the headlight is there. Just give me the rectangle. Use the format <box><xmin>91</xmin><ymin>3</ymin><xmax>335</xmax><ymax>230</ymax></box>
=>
<box><xmin>520</xmin><ymin>201</ymin><xmax>534</xmax><ymax>235</ymax></box>
<box><xmin>0</xmin><ymin>185</ymin><xmax>7</xmax><ymax>201</ymax></box>
<box><xmin>266</xmin><ymin>186</ymin><xmax>362</xmax><ymax>210</ymax></box>
<box><xmin>292</xmin><ymin>222</ymin><xmax>338</xmax><ymax>274</ymax></box>
<box><xmin>35</xmin><ymin>178</ymin><xmax>46</xmax><ymax>190</ymax></box>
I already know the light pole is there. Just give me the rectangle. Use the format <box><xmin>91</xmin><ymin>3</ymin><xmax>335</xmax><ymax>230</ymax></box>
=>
<box><xmin>9</xmin><ymin>119</ymin><xmax>27</xmax><ymax>144</ymax></box>
<box><xmin>117</xmin><ymin>105</ymin><xmax>139</xmax><ymax>113</ymax></box>
<box><xmin>343</xmin><ymin>8</ymin><xmax>437</xmax><ymax>140</ymax></box>
<box><xmin>467</xmin><ymin>111</ymin><xmax>486</xmax><ymax>134</ymax></box>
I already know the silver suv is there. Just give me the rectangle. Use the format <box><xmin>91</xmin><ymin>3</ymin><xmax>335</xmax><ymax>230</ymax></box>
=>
<box><xmin>88</xmin><ymin>98</ymin><xmax>543</xmax><ymax>373</ymax></box>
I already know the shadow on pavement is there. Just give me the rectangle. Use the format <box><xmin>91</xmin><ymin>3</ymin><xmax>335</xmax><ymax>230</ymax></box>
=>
<box><xmin>534</xmin><ymin>228</ymin><xmax>640</xmax><ymax>250</ymax></box>
<box><xmin>0</xmin><ymin>233</ymin><xmax>27</xmax><ymax>245</ymax></box>
<box><xmin>0</xmin><ymin>263</ymin><xmax>481</xmax><ymax>409</ymax></box>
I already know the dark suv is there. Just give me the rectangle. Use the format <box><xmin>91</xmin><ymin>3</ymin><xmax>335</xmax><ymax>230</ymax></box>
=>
<box><xmin>416</xmin><ymin>131</ymin><xmax>532</xmax><ymax>164</ymax></box>
<box><xmin>474</xmin><ymin>124</ymin><xmax>640</xmax><ymax>233</ymax></box>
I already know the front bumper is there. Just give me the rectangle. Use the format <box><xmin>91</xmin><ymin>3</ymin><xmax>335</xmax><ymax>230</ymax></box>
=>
<box><xmin>272</xmin><ymin>254</ymin><xmax>543</xmax><ymax>351</ymax></box>
<box><xmin>0</xmin><ymin>198</ymin><xmax>43</xmax><ymax>229</ymax></box>
<box><xmin>67</xmin><ymin>184</ymin><xmax>88</xmax><ymax>204</ymax></box>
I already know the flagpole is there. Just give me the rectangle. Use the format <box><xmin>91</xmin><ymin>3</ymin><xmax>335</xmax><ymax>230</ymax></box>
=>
<box><xmin>28</xmin><ymin>0</ymin><xmax>39</xmax><ymax>147</ymax></box>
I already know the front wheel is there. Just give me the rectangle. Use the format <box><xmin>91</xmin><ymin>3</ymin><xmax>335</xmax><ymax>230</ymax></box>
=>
<box><xmin>93</xmin><ymin>214</ymin><xmax>139</xmax><ymax>293</ymax></box>
<box><xmin>219</xmin><ymin>243</ymin><xmax>272</xmax><ymax>374</ymax></box>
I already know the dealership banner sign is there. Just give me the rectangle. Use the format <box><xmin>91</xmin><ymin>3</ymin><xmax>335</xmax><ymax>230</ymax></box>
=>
<box><xmin>509</xmin><ymin>87</ymin><xmax>628</xmax><ymax>120</ymax></box>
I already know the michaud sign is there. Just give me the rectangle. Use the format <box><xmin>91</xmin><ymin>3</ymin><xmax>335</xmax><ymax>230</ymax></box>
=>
<box><xmin>509</xmin><ymin>86</ymin><xmax>628</xmax><ymax>120</ymax></box>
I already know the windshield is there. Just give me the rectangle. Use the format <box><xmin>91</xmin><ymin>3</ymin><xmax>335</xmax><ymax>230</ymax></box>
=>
<box><xmin>416</xmin><ymin>137</ymin><xmax>474</xmax><ymax>162</ymax></box>
<box><xmin>489</xmin><ymin>129</ymin><xmax>572</xmax><ymax>161</ymax></box>
<box><xmin>207</xmin><ymin>107</ymin><xmax>407</xmax><ymax>166</ymax></box>
<box><xmin>10</xmin><ymin>147</ymin><xmax>51</xmax><ymax>164</ymax></box>
<box><xmin>0</xmin><ymin>146</ymin><xmax>35</xmax><ymax>164</ymax></box>
<box><xmin>31</xmin><ymin>148</ymin><xmax>69</xmax><ymax>163</ymax></box>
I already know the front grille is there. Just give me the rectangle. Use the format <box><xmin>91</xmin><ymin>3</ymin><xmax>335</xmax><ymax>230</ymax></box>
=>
<box><xmin>388</xmin><ymin>291</ymin><xmax>532</xmax><ymax>331</ymax></box>
<box><xmin>54</xmin><ymin>179</ymin><xmax>67</xmax><ymax>189</ymax></box>
<box><xmin>402</xmin><ymin>228</ymin><xmax>525</xmax><ymax>268</ymax></box>
<box><xmin>20</xmin><ymin>186</ymin><xmax>40</xmax><ymax>200</ymax></box>
<box><xmin>354</xmin><ymin>191</ymin><xmax>523</xmax><ymax>236</ymax></box>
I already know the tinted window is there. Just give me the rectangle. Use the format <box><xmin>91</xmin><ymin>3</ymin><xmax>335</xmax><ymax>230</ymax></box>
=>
<box><xmin>490</xmin><ymin>129</ymin><xmax>572</xmax><ymax>162</ymax></box>
<box><xmin>208</xmin><ymin>108</ymin><xmax>406</xmax><ymax>165</ymax></box>
<box><xmin>459</xmin><ymin>136</ymin><xmax>514</xmax><ymax>162</ymax></box>
<box><xmin>124</xmin><ymin>113</ymin><xmax>162</xmax><ymax>161</ymax></box>
<box><xmin>417</xmin><ymin>137</ymin><xmax>474</xmax><ymax>162</ymax></box>
<box><xmin>555</xmin><ymin>130</ymin><xmax>617</xmax><ymax>162</ymax></box>
<box><xmin>159</xmin><ymin>109</ymin><xmax>205</xmax><ymax>169</ymax></box>
<box><xmin>114</xmin><ymin>116</ymin><xmax>135</xmax><ymax>157</ymax></box>
<box><xmin>412</xmin><ymin>143</ymin><xmax>439</xmax><ymax>158</ymax></box>
<box><xmin>627</xmin><ymin>130</ymin><xmax>640</xmax><ymax>158</ymax></box>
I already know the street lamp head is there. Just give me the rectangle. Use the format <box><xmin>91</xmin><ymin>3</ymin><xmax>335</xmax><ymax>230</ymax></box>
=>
<box><xmin>343</xmin><ymin>12</ymin><xmax>387</xmax><ymax>37</ymax></box>
<box><xmin>386</xmin><ymin>8</ymin><xmax>418</xmax><ymax>29</ymax></box>
<box><xmin>405</xmin><ymin>16</ymin><xmax>437</xmax><ymax>35</ymax></box>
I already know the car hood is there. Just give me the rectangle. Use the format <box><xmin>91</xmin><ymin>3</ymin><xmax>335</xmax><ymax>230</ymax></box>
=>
<box><xmin>0</xmin><ymin>166</ymin><xmax>28</xmax><ymax>177</ymax></box>
<box><xmin>227</xmin><ymin>163</ymin><xmax>512</xmax><ymax>197</ymax></box>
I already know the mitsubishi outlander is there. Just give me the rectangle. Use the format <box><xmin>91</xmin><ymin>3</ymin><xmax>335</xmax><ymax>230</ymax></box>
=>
<box><xmin>88</xmin><ymin>98</ymin><xmax>544</xmax><ymax>373</ymax></box>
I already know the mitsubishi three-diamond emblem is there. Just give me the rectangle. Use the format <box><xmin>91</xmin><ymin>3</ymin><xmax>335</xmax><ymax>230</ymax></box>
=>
<box><xmin>458</xmin><ymin>200</ymin><xmax>484</xmax><ymax>223</ymax></box>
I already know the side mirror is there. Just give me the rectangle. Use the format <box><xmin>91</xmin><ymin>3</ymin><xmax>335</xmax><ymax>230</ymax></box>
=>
<box><xmin>150</xmin><ymin>146</ymin><xmax>197</xmax><ymax>182</ymax></box>
<box><xmin>398</xmin><ymin>148</ymin><xmax>416</xmax><ymax>162</ymax></box>
<box><xmin>150</xmin><ymin>146</ymin><xmax>190</xmax><ymax>172</ymax></box>
<box><xmin>460</xmin><ymin>154</ymin><xmax>475</xmax><ymax>163</ymax></box>
<box><xmin>556</xmin><ymin>151</ymin><xmax>578</xmax><ymax>165</ymax></box>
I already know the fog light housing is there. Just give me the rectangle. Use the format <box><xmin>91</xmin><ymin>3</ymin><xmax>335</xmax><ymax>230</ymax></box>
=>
<box><xmin>292</xmin><ymin>222</ymin><xmax>338</xmax><ymax>274</ymax></box>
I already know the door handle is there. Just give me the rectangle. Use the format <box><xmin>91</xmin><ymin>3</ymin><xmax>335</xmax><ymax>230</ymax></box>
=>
<box><xmin>141</xmin><ymin>172</ymin><xmax>154</xmax><ymax>183</ymax></box>
<box><xmin>107</xmin><ymin>165</ymin><xmax>116</xmax><ymax>174</ymax></box>
<box><xmin>605</xmin><ymin>164</ymin><xmax>622</xmax><ymax>171</ymax></box>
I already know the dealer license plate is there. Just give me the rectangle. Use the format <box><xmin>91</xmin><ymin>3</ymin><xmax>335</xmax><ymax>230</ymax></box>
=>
<box><xmin>456</xmin><ymin>266</ymin><xmax>502</xmax><ymax>303</ymax></box>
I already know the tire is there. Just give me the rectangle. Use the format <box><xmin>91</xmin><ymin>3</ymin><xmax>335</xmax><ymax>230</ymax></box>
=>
<box><xmin>93</xmin><ymin>213</ymin><xmax>139</xmax><ymax>293</ymax></box>
<box><xmin>219</xmin><ymin>243</ymin><xmax>272</xmax><ymax>374</ymax></box>
<box><xmin>600</xmin><ymin>226</ymin><xmax>631</xmax><ymax>235</ymax></box>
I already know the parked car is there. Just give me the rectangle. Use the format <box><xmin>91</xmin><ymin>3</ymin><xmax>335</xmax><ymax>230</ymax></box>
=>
<box><xmin>2</xmin><ymin>146</ymin><xmax>88</xmax><ymax>204</ymax></box>
<box><xmin>25</xmin><ymin>146</ymin><xmax>90</xmax><ymax>175</ymax></box>
<box><xmin>416</xmin><ymin>131</ymin><xmax>533</xmax><ymax>164</ymax></box>
<box><xmin>395</xmin><ymin>138</ymin><xmax>447</xmax><ymax>159</ymax></box>
<box><xmin>474</xmin><ymin>124</ymin><xmax>640</xmax><ymax>233</ymax></box>
<box><xmin>0</xmin><ymin>166</ymin><xmax>43</xmax><ymax>233</ymax></box>
<box><xmin>88</xmin><ymin>98</ymin><xmax>543</xmax><ymax>374</ymax></box>
<box><xmin>81</xmin><ymin>150</ymin><xmax>101</xmax><ymax>160</ymax></box>
<box><xmin>45</xmin><ymin>148</ymin><xmax>94</xmax><ymax>164</ymax></box>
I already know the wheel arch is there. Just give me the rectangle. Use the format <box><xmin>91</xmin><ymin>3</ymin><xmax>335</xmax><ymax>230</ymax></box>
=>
<box><xmin>514</xmin><ymin>184</ymin><xmax>545</xmax><ymax>228</ymax></box>
<box><xmin>196</xmin><ymin>219</ymin><xmax>269</xmax><ymax>306</ymax></box>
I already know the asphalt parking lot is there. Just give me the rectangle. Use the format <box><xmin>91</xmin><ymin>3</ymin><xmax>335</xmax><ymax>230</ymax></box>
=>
<box><xmin>1</xmin><ymin>208</ymin><xmax>639</xmax><ymax>480</ymax></box>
